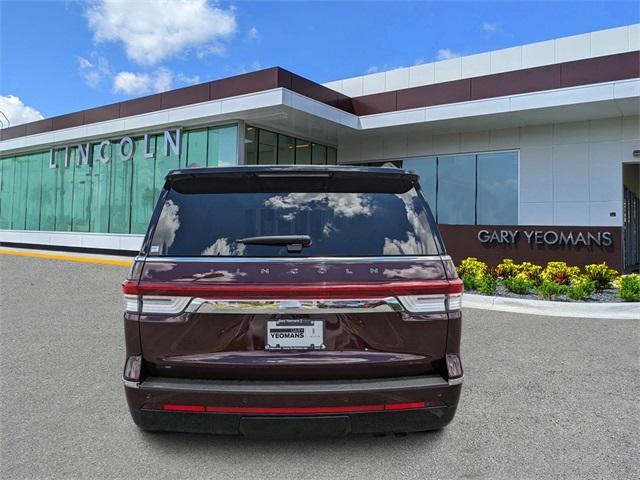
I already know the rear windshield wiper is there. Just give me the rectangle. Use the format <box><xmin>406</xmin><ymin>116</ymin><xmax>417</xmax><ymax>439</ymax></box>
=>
<box><xmin>236</xmin><ymin>235</ymin><xmax>312</xmax><ymax>253</ymax></box>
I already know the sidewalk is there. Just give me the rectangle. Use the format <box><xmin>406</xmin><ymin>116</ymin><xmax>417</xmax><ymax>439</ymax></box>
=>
<box><xmin>464</xmin><ymin>293</ymin><xmax>640</xmax><ymax>319</ymax></box>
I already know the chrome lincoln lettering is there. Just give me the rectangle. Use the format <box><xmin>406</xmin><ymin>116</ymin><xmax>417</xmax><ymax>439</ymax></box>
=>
<box><xmin>50</xmin><ymin>128</ymin><xmax>181</xmax><ymax>167</ymax></box>
<box><xmin>77</xmin><ymin>143</ymin><xmax>91</xmax><ymax>166</ymax></box>
<box><xmin>316</xmin><ymin>266</ymin><xmax>328</xmax><ymax>275</ymax></box>
<box><xmin>49</xmin><ymin>148</ymin><xmax>56</xmax><ymax>169</ymax></box>
<box><xmin>345</xmin><ymin>268</ymin><xmax>354</xmax><ymax>274</ymax></box>
<box><xmin>260</xmin><ymin>268</ymin><xmax>270</xmax><ymax>275</ymax></box>
<box><xmin>98</xmin><ymin>140</ymin><xmax>111</xmax><ymax>163</ymax></box>
<box><xmin>119</xmin><ymin>136</ymin><xmax>134</xmax><ymax>161</ymax></box>
<box><xmin>287</xmin><ymin>268</ymin><xmax>299</xmax><ymax>275</ymax></box>
<box><xmin>369</xmin><ymin>267</ymin><xmax>379</xmax><ymax>275</ymax></box>
<box><xmin>164</xmin><ymin>128</ymin><xmax>181</xmax><ymax>157</ymax></box>
<box><xmin>143</xmin><ymin>134</ymin><xmax>154</xmax><ymax>159</ymax></box>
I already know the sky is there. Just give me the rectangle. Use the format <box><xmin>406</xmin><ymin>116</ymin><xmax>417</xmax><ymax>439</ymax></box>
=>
<box><xmin>1</xmin><ymin>0</ymin><xmax>638</xmax><ymax>126</ymax></box>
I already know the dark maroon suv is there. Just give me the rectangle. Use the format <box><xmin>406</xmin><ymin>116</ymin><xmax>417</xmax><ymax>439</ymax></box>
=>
<box><xmin>122</xmin><ymin>166</ymin><xmax>463</xmax><ymax>438</ymax></box>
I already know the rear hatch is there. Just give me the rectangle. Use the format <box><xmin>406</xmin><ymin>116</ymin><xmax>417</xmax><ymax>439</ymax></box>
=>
<box><xmin>124</xmin><ymin>167</ymin><xmax>461</xmax><ymax>381</ymax></box>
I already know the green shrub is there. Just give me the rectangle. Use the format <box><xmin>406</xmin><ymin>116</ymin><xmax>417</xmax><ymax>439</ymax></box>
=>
<box><xmin>537</xmin><ymin>280</ymin><xmax>569</xmax><ymax>300</ymax></box>
<box><xmin>617</xmin><ymin>274</ymin><xmax>640</xmax><ymax>302</ymax></box>
<box><xmin>461</xmin><ymin>274</ymin><xmax>479</xmax><ymax>291</ymax></box>
<box><xmin>495</xmin><ymin>259</ymin><xmax>519</xmax><ymax>279</ymax></box>
<box><xmin>504</xmin><ymin>273</ymin><xmax>535</xmax><ymax>294</ymax></box>
<box><xmin>458</xmin><ymin>257</ymin><xmax>489</xmax><ymax>279</ymax></box>
<box><xmin>518</xmin><ymin>262</ymin><xmax>543</xmax><ymax>286</ymax></box>
<box><xmin>583</xmin><ymin>262</ymin><xmax>619</xmax><ymax>292</ymax></box>
<box><xmin>541</xmin><ymin>262</ymin><xmax>580</xmax><ymax>285</ymax></box>
<box><xmin>476</xmin><ymin>275</ymin><xmax>497</xmax><ymax>295</ymax></box>
<box><xmin>567</xmin><ymin>275</ymin><xmax>596</xmax><ymax>301</ymax></box>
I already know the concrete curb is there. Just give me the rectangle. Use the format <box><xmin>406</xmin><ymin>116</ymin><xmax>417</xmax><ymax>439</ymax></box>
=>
<box><xmin>464</xmin><ymin>293</ymin><xmax>640</xmax><ymax>319</ymax></box>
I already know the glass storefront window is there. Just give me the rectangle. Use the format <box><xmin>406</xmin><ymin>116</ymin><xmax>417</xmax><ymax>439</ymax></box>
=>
<box><xmin>277</xmin><ymin>134</ymin><xmax>295</xmax><ymax>164</ymax></box>
<box><xmin>244</xmin><ymin>126</ymin><xmax>334</xmax><ymax>166</ymax></box>
<box><xmin>245</xmin><ymin>127</ymin><xmax>257</xmax><ymax>165</ymax></box>
<box><xmin>403</xmin><ymin>156</ymin><xmax>437</xmax><ymax>215</ymax></box>
<box><xmin>401</xmin><ymin>151</ymin><xmax>518</xmax><ymax>225</ymax></box>
<box><xmin>312</xmin><ymin>144</ymin><xmax>327</xmax><ymax>165</ymax></box>
<box><xmin>477</xmin><ymin>152</ymin><xmax>518</xmax><ymax>225</ymax></box>
<box><xmin>0</xmin><ymin>123</ymin><xmax>240</xmax><ymax>235</ymax></box>
<box><xmin>295</xmin><ymin>139</ymin><xmax>311</xmax><ymax>164</ymax></box>
<box><xmin>258</xmin><ymin>130</ymin><xmax>277</xmax><ymax>164</ymax></box>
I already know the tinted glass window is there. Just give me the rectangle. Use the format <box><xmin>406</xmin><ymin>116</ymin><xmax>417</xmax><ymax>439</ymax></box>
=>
<box><xmin>149</xmin><ymin>185</ymin><xmax>440</xmax><ymax>257</ymax></box>
<box><xmin>437</xmin><ymin>154</ymin><xmax>476</xmax><ymax>225</ymax></box>
<box><xmin>477</xmin><ymin>152</ymin><xmax>518</xmax><ymax>224</ymax></box>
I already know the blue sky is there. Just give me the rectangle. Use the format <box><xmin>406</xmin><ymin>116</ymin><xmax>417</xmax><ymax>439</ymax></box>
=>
<box><xmin>1</xmin><ymin>0</ymin><xmax>638</xmax><ymax>125</ymax></box>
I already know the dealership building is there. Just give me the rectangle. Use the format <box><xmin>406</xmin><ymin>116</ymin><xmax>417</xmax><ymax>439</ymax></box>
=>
<box><xmin>1</xmin><ymin>24</ymin><xmax>639</xmax><ymax>271</ymax></box>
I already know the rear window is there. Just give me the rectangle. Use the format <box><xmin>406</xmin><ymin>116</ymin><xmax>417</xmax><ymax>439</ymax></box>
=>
<box><xmin>147</xmin><ymin>177</ymin><xmax>441</xmax><ymax>257</ymax></box>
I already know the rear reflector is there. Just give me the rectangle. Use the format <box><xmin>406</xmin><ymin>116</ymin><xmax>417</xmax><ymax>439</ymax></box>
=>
<box><xmin>163</xmin><ymin>404</ymin><xmax>206</xmax><ymax>412</ymax></box>
<box><xmin>153</xmin><ymin>401</ymin><xmax>427</xmax><ymax>415</ymax></box>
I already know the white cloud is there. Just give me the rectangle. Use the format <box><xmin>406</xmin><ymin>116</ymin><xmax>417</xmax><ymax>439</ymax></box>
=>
<box><xmin>77</xmin><ymin>54</ymin><xmax>111</xmax><ymax>88</ymax></box>
<box><xmin>112</xmin><ymin>67</ymin><xmax>200</xmax><ymax>95</ymax></box>
<box><xmin>482</xmin><ymin>21</ymin><xmax>498</xmax><ymax>32</ymax></box>
<box><xmin>248</xmin><ymin>26</ymin><xmax>260</xmax><ymax>40</ymax></box>
<box><xmin>366</xmin><ymin>66</ymin><xmax>379</xmax><ymax>74</ymax></box>
<box><xmin>176</xmin><ymin>73</ymin><xmax>201</xmax><ymax>85</ymax></box>
<box><xmin>85</xmin><ymin>0</ymin><xmax>237</xmax><ymax>65</ymax></box>
<box><xmin>414</xmin><ymin>58</ymin><xmax>425</xmax><ymax>66</ymax></box>
<box><xmin>436</xmin><ymin>48</ymin><xmax>461</xmax><ymax>61</ymax></box>
<box><xmin>0</xmin><ymin>95</ymin><xmax>44</xmax><ymax>127</ymax></box>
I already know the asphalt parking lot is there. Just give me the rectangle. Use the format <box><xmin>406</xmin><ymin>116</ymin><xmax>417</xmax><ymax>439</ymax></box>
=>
<box><xmin>1</xmin><ymin>253</ymin><xmax>638</xmax><ymax>480</ymax></box>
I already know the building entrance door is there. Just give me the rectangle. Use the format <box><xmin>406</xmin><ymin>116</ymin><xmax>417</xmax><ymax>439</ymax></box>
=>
<box><xmin>623</xmin><ymin>163</ymin><xmax>640</xmax><ymax>272</ymax></box>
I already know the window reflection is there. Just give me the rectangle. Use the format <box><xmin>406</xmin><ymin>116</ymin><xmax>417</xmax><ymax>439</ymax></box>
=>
<box><xmin>153</xmin><ymin>199</ymin><xmax>181</xmax><ymax>255</ymax></box>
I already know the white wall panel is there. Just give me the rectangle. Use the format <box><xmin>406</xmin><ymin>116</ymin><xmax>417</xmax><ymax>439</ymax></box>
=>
<box><xmin>588</xmin><ymin>141</ymin><xmax>622</xmax><ymax>202</ymax></box>
<box><xmin>553</xmin><ymin>202</ymin><xmax>590</xmax><ymax>225</ymax></box>
<box><xmin>553</xmin><ymin>143</ymin><xmax>590</xmax><ymax>202</ymax></box>
<box><xmin>362</xmin><ymin>72</ymin><xmax>386</xmax><ymax>95</ymax></box>
<box><xmin>520</xmin><ymin>202</ymin><xmax>554</xmax><ymax>225</ymax></box>
<box><xmin>522</xmin><ymin>40</ymin><xmax>556</xmax><ymax>68</ymax></box>
<box><xmin>490</xmin><ymin>46</ymin><xmax>522</xmax><ymax>73</ymax></box>
<box><xmin>434</xmin><ymin>58</ymin><xmax>462</xmax><ymax>83</ymax></box>
<box><xmin>385</xmin><ymin>68</ymin><xmax>410</xmax><ymax>91</ymax></box>
<box><xmin>520</xmin><ymin>146</ymin><xmax>553</xmax><ymax>202</ymax></box>
<box><xmin>555</xmin><ymin>33</ymin><xmax>591</xmax><ymax>62</ymax></box>
<box><xmin>553</xmin><ymin>121</ymin><xmax>590</xmax><ymax>145</ymax></box>
<box><xmin>461</xmin><ymin>53</ymin><xmax>491</xmax><ymax>78</ymax></box>
<box><xmin>589</xmin><ymin>117</ymin><xmax>622</xmax><ymax>142</ymax></box>
<box><xmin>590</xmin><ymin>26</ymin><xmax>629</xmax><ymax>57</ymax></box>
<box><xmin>408</xmin><ymin>63</ymin><xmax>435</xmax><ymax>87</ymax></box>
<box><xmin>589</xmin><ymin>202</ymin><xmax>622</xmax><ymax>226</ymax></box>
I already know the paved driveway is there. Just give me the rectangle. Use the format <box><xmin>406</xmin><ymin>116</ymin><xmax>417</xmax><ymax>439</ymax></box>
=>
<box><xmin>1</xmin><ymin>254</ymin><xmax>638</xmax><ymax>479</ymax></box>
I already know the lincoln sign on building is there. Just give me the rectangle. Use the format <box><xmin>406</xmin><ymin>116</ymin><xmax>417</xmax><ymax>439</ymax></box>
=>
<box><xmin>1</xmin><ymin>24</ymin><xmax>639</xmax><ymax>271</ymax></box>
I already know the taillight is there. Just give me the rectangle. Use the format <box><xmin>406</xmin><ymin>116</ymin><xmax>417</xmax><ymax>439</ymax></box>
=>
<box><xmin>123</xmin><ymin>294</ymin><xmax>140</xmax><ymax>313</ymax></box>
<box><xmin>398</xmin><ymin>280</ymin><xmax>463</xmax><ymax>313</ymax></box>
<box><xmin>121</xmin><ymin>279</ymin><xmax>462</xmax><ymax>314</ymax></box>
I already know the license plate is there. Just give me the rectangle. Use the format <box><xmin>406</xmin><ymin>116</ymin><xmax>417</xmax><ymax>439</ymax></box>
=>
<box><xmin>266</xmin><ymin>319</ymin><xmax>325</xmax><ymax>350</ymax></box>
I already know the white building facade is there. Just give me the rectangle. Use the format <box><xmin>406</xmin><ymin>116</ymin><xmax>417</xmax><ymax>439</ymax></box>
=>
<box><xmin>1</xmin><ymin>24</ymin><xmax>639</xmax><ymax>270</ymax></box>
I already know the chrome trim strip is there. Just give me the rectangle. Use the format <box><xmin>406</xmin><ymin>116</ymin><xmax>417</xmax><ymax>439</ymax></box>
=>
<box><xmin>139</xmin><ymin>255</ymin><xmax>446</xmax><ymax>264</ymax></box>
<box><xmin>448</xmin><ymin>376</ymin><xmax>464</xmax><ymax>386</ymax></box>
<box><xmin>122</xmin><ymin>378</ymin><xmax>140</xmax><ymax>389</ymax></box>
<box><xmin>140</xmin><ymin>374</ymin><xmax>449</xmax><ymax>394</ymax></box>
<box><xmin>186</xmin><ymin>297</ymin><xmax>404</xmax><ymax>314</ymax></box>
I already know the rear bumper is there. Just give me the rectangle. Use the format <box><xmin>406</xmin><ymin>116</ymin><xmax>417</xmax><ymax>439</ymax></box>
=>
<box><xmin>125</xmin><ymin>374</ymin><xmax>462</xmax><ymax>437</ymax></box>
